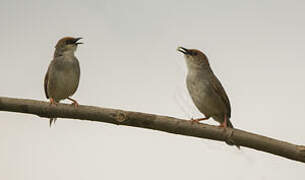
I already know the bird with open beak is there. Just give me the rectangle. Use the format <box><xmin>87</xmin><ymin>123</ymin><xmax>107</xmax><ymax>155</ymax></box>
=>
<box><xmin>44</xmin><ymin>37</ymin><xmax>83</xmax><ymax>126</ymax></box>
<box><xmin>177</xmin><ymin>46</ymin><xmax>235</xmax><ymax>129</ymax></box>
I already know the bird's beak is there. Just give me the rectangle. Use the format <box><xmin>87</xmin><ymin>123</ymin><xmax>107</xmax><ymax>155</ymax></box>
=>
<box><xmin>177</xmin><ymin>46</ymin><xmax>189</xmax><ymax>54</ymax></box>
<box><xmin>74</xmin><ymin>37</ymin><xmax>83</xmax><ymax>45</ymax></box>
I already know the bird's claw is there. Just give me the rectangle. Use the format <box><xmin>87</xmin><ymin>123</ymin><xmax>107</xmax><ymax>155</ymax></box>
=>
<box><xmin>218</xmin><ymin>122</ymin><xmax>227</xmax><ymax>128</ymax></box>
<box><xmin>49</xmin><ymin>98</ymin><xmax>57</xmax><ymax>106</ymax></box>
<box><xmin>191</xmin><ymin>118</ymin><xmax>200</xmax><ymax>124</ymax></box>
<box><xmin>71</xmin><ymin>101</ymin><xmax>79</xmax><ymax>108</ymax></box>
<box><xmin>67</xmin><ymin>97</ymin><xmax>79</xmax><ymax>108</ymax></box>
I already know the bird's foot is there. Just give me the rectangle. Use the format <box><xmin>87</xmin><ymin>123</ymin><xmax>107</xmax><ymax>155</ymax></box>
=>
<box><xmin>219</xmin><ymin>115</ymin><xmax>228</xmax><ymax>128</ymax></box>
<box><xmin>71</xmin><ymin>102</ymin><xmax>79</xmax><ymax>108</ymax></box>
<box><xmin>68</xmin><ymin>97</ymin><xmax>79</xmax><ymax>108</ymax></box>
<box><xmin>49</xmin><ymin>98</ymin><xmax>57</xmax><ymax>106</ymax></box>
<box><xmin>218</xmin><ymin>122</ymin><xmax>227</xmax><ymax>128</ymax></box>
<box><xmin>191</xmin><ymin>118</ymin><xmax>200</xmax><ymax>124</ymax></box>
<box><xmin>191</xmin><ymin>117</ymin><xmax>209</xmax><ymax>124</ymax></box>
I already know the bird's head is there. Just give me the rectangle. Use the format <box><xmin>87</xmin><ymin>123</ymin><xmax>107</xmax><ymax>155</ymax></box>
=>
<box><xmin>54</xmin><ymin>37</ymin><xmax>83</xmax><ymax>56</ymax></box>
<box><xmin>177</xmin><ymin>47</ymin><xmax>209</xmax><ymax>70</ymax></box>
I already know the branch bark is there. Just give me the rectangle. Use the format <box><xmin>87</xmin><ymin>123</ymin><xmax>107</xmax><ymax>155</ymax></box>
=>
<box><xmin>0</xmin><ymin>96</ymin><xmax>304</xmax><ymax>163</ymax></box>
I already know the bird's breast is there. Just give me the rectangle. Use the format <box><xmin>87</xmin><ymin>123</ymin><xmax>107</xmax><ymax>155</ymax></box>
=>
<box><xmin>186</xmin><ymin>71</ymin><xmax>226</xmax><ymax>117</ymax></box>
<box><xmin>47</xmin><ymin>57</ymin><xmax>80</xmax><ymax>101</ymax></box>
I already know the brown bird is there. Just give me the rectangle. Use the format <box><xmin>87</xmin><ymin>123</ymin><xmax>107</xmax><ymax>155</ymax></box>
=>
<box><xmin>44</xmin><ymin>37</ymin><xmax>83</xmax><ymax>126</ymax></box>
<box><xmin>177</xmin><ymin>47</ymin><xmax>234</xmax><ymax>128</ymax></box>
<box><xmin>177</xmin><ymin>47</ymin><xmax>239</xmax><ymax>147</ymax></box>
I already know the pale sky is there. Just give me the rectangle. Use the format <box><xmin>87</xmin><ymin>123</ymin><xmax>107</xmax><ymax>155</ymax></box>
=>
<box><xmin>1</xmin><ymin>0</ymin><xmax>305</xmax><ymax>179</ymax></box>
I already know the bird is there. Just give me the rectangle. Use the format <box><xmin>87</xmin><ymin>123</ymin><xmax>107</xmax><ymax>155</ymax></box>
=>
<box><xmin>177</xmin><ymin>47</ymin><xmax>235</xmax><ymax>129</ymax></box>
<box><xmin>44</xmin><ymin>37</ymin><xmax>83</xmax><ymax>127</ymax></box>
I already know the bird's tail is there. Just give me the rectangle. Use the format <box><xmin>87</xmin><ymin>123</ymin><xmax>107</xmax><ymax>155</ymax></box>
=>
<box><xmin>227</xmin><ymin>119</ymin><xmax>234</xmax><ymax>128</ymax></box>
<box><xmin>49</xmin><ymin>118</ymin><xmax>57</xmax><ymax>127</ymax></box>
<box><xmin>225</xmin><ymin>119</ymin><xmax>240</xmax><ymax>149</ymax></box>
<box><xmin>49</xmin><ymin>99</ymin><xmax>59</xmax><ymax>127</ymax></box>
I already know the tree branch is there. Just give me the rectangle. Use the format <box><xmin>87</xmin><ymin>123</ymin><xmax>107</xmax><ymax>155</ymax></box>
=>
<box><xmin>0</xmin><ymin>96</ymin><xmax>304</xmax><ymax>163</ymax></box>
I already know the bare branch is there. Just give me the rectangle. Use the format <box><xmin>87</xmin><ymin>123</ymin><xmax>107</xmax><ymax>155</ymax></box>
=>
<box><xmin>0</xmin><ymin>96</ymin><xmax>304</xmax><ymax>163</ymax></box>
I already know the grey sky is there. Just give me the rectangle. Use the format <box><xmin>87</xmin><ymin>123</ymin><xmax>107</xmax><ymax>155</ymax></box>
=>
<box><xmin>1</xmin><ymin>0</ymin><xmax>305</xmax><ymax>179</ymax></box>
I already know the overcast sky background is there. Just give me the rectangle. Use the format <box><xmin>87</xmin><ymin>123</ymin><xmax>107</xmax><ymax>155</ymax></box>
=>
<box><xmin>1</xmin><ymin>0</ymin><xmax>305</xmax><ymax>179</ymax></box>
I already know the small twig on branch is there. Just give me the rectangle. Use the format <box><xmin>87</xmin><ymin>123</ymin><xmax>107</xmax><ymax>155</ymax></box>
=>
<box><xmin>0</xmin><ymin>96</ymin><xmax>304</xmax><ymax>163</ymax></box>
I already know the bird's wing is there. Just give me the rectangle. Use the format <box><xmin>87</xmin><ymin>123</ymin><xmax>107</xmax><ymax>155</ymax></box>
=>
<box><xmin>44</xmin><ymin>66</ymin><xmax>50</xmax><ymax>99</ymax></box>
<box><xmin>210</xmin><ymin>74</ymin><xmax>231</xmax><ymax>117</ymax></box>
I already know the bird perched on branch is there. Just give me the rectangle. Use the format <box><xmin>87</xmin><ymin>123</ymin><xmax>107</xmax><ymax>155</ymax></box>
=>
<box><xmin>177</xmin><ymin>47</ymin><xmax>235</xmax><ymax>129</ymax></box>
<box><xmin>44</xmin><ymin>37</ymin><xmax>83</xmax><ymax>126</ymax></box>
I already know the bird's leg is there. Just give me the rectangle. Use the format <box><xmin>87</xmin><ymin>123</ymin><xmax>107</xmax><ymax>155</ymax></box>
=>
<box><xmin>49</xmin><ymin>98</ymin><xmax>56</xmax><ymax>106</ymax></box>
<box><xmin>68</xmin><ymin>97</ymin><xmax>79</xmax><ymax>108</ymax></box>
<box><xmin>218</xmin><ymin>115</ymin><xmax>228</xmax><ymax>128</ymax></box>
<box><xmin>191</xmin><ymin>117</ymin><xmax>209</xmax><ymax>123</ymax></box>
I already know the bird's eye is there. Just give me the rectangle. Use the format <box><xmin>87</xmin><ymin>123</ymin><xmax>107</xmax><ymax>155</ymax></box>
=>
<box><xmin>66</xmin><ymin>40</ymin><xmax>74</xmax><ymax>45</ymax></box>
<box><xmin>192</xmin><ymin>52</ymin><xmax>197</xmax><ymax>56</ymax></box>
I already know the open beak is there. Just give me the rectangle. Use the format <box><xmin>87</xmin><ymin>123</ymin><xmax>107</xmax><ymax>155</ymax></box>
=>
<box><xmin>74</xmin><ymin>37</ymin><xmax>83</xmax><ymax>45</ymax></box>
<box><xmin>177</xmin><ymin>46</ymin><xmax>189</xmax><ymax>54</ymax></box>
